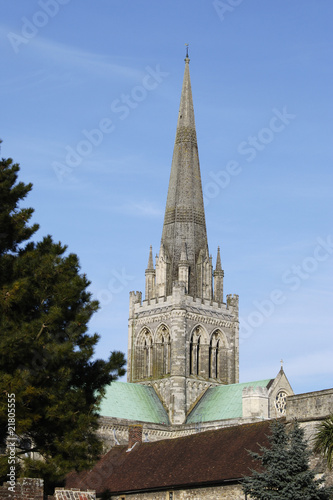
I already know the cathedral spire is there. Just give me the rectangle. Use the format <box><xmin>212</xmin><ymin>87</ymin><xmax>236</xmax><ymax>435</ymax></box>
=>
<box><xmin>159</xmin><ymin>51</ymin><xmax>209</xmax><ymax>298</ymax></box>
<box><xmin>128</xmin><ymin>54</ymin><xmax>240</xmax><ymax>422</ymax></box>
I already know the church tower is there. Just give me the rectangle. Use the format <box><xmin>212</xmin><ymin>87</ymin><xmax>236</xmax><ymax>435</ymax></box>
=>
<box><xmin>128</xmin><ymin>51</ymin><xmax>239</xmax><ymax>425</ymax></box>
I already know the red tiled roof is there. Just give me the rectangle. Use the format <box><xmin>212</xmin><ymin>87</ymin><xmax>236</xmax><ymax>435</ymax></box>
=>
<box><xmin>66</xmin><ymin>420</ymin><xmax>272</xmax><ymax>495</ymax></box>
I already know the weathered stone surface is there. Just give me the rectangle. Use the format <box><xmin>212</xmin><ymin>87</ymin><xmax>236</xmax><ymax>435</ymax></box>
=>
<box><xmin>110</xmin><ymin>484</ymin><xmax>244</xmax><ymax>499</ymax></box>
<box><xmin>128</xmin><ymin>285</ymin><xmax>239</xmax><ymax>424</ymax></box>
<box><xmin>286</xmin><ymin>388</ymin><xmax>333</xmax><ymax>422</ymax></box>
<box><xmin>159</xmin><ymin>58</ymin><xmax>209</xmax><ymax>299</ymax></box>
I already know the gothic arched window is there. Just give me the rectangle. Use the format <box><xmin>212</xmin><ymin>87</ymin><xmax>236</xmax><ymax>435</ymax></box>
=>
<box><xmin>164</xmin><ymin>333</ymin><xmax>171</xmax><ymax>375</ymax></box>
<box><xmin>156</xmin><ymin>325</ymin><xmax>171</xmax><ymax>377</ymax></box>
<box><xmin>215</xmin><ymin>340</ymin><xmax>220</xmax><ymax>379</ymax></box>
<box><xmin>190</xmin><ymin>327</ymin><xmax>202</xmax><ymax>376</ymax></box>
<box><xmin>190</xmin><ymin>337</ymin><xmax>193</xmax><ymax>375</ymax></box>
<box><xmin>136</xmin><ymin>328</ymin><xmax>153</xmax><ymax>380</ymax></box>
<box><xmin>209</xmin><ymin>331</ymin><xmax>224</xmax><ymax>380</ymax></box>
<box><xmin>144</xmin><ymin>336</ymin><xmax>153</xmax><ymax>378</ymax></box>
<box><xmin>196</xmin><ymin>336</ymin><xmax>201</xmax><ymax>375</ymax></box>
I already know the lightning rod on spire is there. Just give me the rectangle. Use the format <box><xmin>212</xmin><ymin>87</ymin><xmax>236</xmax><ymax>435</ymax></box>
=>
<box><xmin>185</xmin><ymin>43</ymin><xmax>189</xmax><ymax>60</ymax></box>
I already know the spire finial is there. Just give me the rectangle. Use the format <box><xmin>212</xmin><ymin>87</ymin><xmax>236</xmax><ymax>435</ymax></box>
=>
<box><xmin>146</xmin><ymin>245</ymin><xmax>154</xmax><ymax>271</ymax></box>
<box><xmin>215</xmin><ymin>246</ymin><xmax>222</xmax><ymax>272</ymax></box>
<box><xmin>185</xmin><ymin>43</ymin><xmax>189</xmax><ymax>62</ymax></box>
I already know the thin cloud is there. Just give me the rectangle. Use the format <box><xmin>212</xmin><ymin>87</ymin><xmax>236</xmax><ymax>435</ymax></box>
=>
<box><xmin>1</xmin><ymin>25</ymin><xmax>143</xmax><ymax>80</ymax></box>
<box><xmin>28</xmin><ymin>37</ymin><xmax>144</xmax><ymax>79</ymax></box>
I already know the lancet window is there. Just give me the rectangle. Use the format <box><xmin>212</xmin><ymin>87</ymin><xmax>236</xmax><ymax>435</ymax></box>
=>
<box><xmin>156</xmin><ymin>325</ymin><xmax>171</xmax><ymax>377</ymax></box>
<box><xmin>144</xmin><ymin>336</ymin><xmax>153</xmax><ymax>378</ymax></box>
<box><xmin>136</xmin><ymin>328</ymin><xmax>153</xmax><ymax>380</ymax></box>
<box><xmin>209</xmin><ymin>330</ymin><xmax>224</xmax><ymax>380</ymax></box>
<box><xmin>190</xmin><ymin>327</ymin><xmax>202</xmax><ymax>376</ymax></box>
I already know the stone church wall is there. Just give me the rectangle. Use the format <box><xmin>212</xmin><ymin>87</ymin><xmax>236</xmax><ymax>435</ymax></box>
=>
<box><xmin>285</xmin><ymin>388</ymin><xmax>333</xmax><ymax>487</ymax></box>
<box><xmin>111</xmin><ymin>483</ymin><xmax>244</xmax><ymax>500</ymax></box>
<box><xmin>286</xmin><ymin>388</ymin><xmax>333</xmax><ymax>422</ymax></box>
<box><xmin>286</xmin><ymin>388</ymin><xmax>333</xmax><ymax>448</ymax></box>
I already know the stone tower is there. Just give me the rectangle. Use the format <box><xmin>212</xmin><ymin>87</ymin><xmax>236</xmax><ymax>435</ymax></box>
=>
<box><xmin>128</xmin><ymin>52</ymin><xmax>239</xmax><ymax>425</ymax></box>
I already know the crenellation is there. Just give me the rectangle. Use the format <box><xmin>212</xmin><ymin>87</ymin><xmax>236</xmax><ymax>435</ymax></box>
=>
<box><xmin>135</xmin><ymin>292</ymin><xmax>234</xmax><ymax>316</ymax></box>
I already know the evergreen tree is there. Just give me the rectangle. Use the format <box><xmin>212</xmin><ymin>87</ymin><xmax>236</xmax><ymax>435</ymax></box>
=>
<box><xmin>314</xmin><ymin>415</ymin><xmax>333</xmax><ymax>471</ymax></box>
<box><xmin>0</xmin><ymin>156</ymin><xmax>39</xmax><ymax>255</ymax></box>
<box><xmin>0</xmin><ymin>154</ymin><xmax>126</xmax><ymax>490</ymax></box>
<box><xmin>242</xmin><ymin>419</ymin><xmax>333</xmax><ymax>500</ymax></box>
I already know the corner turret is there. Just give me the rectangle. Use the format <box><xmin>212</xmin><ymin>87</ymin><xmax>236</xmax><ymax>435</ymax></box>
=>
<box><xmin>214</xmin><ymin>246</ymin><xmax>224</xmax><ymax>304</ymax></box>
<box><xmin>145</xmin><ymin>246</ymin><xmax>155</xmax><ymax>301</ymax></box>
<box><xmin>178</xmin><ymin>239</ymin><xmax>190</xmax><ymax>293</ymax></box>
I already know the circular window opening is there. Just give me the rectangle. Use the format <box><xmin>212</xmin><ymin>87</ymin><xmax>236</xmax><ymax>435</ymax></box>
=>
<box><xmin>275</xmin><ymin>390</ymin><xmax>287</xmax><ymax>415</ymax></box>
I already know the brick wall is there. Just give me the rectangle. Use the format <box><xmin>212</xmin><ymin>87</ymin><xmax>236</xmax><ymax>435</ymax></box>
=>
<box><xmin>53</xmin><ymin>488</ymin><xmax>96</xmax><ymax>500</ymax></box>
<box><xmin>128</xmin><ymin>425</ymin><xmax>143</xmax><ymax>449</ymax></box>
<box><xmin>0</xmin><ymin>478</ymin><xmax>43</xmax><ymax>500</ymax></box>
<box><xmin>0</xmin><ymin>479</ymin><xmax>96</xmax><ymax>500</ymax></box>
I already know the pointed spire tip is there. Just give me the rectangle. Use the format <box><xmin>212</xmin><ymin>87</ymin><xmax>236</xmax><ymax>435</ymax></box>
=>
<box><xmin>146</xmin><ymin>245</ymin><xmax>154</xmax><ymax>270</ymax></box>
<box><xmin>215</xmin><ymin>246</ymin><xmax>222</xmax><ymax>271</ymax></box>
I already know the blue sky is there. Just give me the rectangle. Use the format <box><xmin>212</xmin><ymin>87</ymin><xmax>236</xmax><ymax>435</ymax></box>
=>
<box><xmin>1</xmin><ymin>1</ymin><xmax>332</xmax><ymax>395</ymax></box>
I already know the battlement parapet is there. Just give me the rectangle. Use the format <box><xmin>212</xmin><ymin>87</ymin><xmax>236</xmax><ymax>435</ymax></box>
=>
<box><xmin>226</xmin><ymin>294</ymin><xmax>239</xmax><ymax>313</ymax></box>
<box><xmin>133</xmin><ymin>290</ymin><xmax>238</xmax><ymax>323</ymax></box>
<box><xmin>129</xmin><ymin>291</ymin><xmax>142</xmax><ymax>318</ymax></box>
<box><xmin>129</xmin><ymin>290</ymin><xmax>142</xmax><ymax>302</ymax></box>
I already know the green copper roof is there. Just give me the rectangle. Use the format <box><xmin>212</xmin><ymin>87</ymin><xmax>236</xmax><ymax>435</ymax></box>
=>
<box><xmin>99</xmin><ymin>381</ymin><xmax>169</xmax><ymax>424</ymax></box>
<box><xmin>186</xmin><ymin>379</ymin><xmax>272</xmax><ymax>423</ymax></box>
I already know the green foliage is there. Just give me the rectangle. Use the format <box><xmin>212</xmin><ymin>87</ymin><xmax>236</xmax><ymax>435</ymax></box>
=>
<box><xmin>0</xmin><ymin>155</ymin><xmax>126</xmax><ymax>491</ymax></box>
<box><xmin>242</xmin><ymin>420</ymin><xmax>333</xmax><ymax>500</ymax></box>
<box><xmin>314</xmin><ymin>415</ymin><xmax>333</xmax><ymax>471</ymax></box>
<box><xmin>0</xmin><ymin>156</ymin><xmax>39</xmax><ymax>256</ymax></box>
